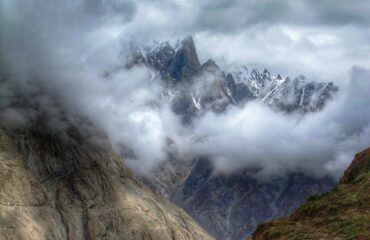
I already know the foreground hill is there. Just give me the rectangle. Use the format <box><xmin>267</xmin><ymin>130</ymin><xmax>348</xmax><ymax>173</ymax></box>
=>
<box><xmin>251</xmin><ymin>148</ymin><xmax>370</xmax><ymax>240</ymax></box>
<box><xmin>0</xmin><ymin>127</ymin><xmax>213</xmax><ymax>240</ymax></box>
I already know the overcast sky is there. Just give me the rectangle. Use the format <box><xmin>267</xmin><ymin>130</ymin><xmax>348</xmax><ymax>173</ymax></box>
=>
<box><xmin>125</xmin><ymin>0</ymin><xmax>370</xmax><ymax>82</ymax></box>
<box><xmin>2</xmin><ymin>0</ymin><xmax>370</xmax><ymax>82</ymax></box>
<box><xmin>1</xmin><ymin>0</ymin><xmax>370</xmax><ymax>180</ymax></box>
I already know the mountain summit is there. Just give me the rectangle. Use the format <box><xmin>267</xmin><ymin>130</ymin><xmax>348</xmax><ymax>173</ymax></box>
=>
<box><xmin>167</xmin><ymin>37</ymin><xmax>201</xmax><ymax>81</ymax></box>
<box><xmin>145</xmin><ymin>37</ymin><xmax>201</xmax><ymax>83</ymax></box>
<box><xmin>130</xmin><ymin>38</ymin><xmax>338</xmax><ymax>117</ymax></box>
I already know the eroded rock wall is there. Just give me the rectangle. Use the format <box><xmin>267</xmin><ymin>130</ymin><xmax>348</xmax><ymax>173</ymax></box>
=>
<box><xmin>0</xmin><ymin>128</ymin><xmax>212</xmax><ymax>240</ymax></box>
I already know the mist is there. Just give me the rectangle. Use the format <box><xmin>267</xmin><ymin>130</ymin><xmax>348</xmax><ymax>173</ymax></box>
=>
<box><xmin>189</xmin><ymin>68</ymin><xmax>370</xmax><ymax>179</ymax></box>
<box><xmin>1</xmin><ymin>0</ymin><xmax>370</xmax><ymax>180</ymax></box>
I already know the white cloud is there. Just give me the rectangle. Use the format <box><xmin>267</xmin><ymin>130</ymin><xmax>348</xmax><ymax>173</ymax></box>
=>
<box><xmin>183</xmin><ymin>67</ymin><xmax>370</xmax><ymax>180</ymax></box>
<box><xmin>1</xmin><ymin>0</ymin><xmax>370</xmax><ymax>180</ymax></box>
<box><xmin>195</xmin><ymin>26</ymin><xmax>370</xmax><ymax>84</ymax></box>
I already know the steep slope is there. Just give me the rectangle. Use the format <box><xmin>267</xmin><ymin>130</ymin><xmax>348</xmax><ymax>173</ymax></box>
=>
<box><xmin>169</xmin><ymin>158</ymin><xmax>334</xmax><ymax>240</ymax></box>
<box><xmin>146</xmin><ymin>37</ymin><xmax>200</xmax><ymax>83</ymax></box>
<box><xmin>141</xmin><ymin>157</ymin><xmax>196</xmax><ymax>199</ymax></box>
<box><xmin>0</xmin><ymin>127</ymin><xmax>213</xmax><ymax>240</ymax></box>
<box><xmin>251</xmin><ymin>148</ymin><xmax>370</xmax><ymax>240</ymax></box>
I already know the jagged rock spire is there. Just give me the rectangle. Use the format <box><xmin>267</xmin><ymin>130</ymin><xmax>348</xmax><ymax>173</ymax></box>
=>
<box><xmin>167</xmin><ymin>36</ymin><xmax>201</xmax><ymax>81</ymax></box>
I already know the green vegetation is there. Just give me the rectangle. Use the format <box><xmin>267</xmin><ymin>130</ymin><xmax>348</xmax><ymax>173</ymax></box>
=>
<box><xmin>251</xmin><ymin>149</ymin><xmax>370</xmax><ymax>240</ymax></box>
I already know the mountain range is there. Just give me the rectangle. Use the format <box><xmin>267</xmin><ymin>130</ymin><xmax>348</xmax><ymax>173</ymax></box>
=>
<box><xmin>127</xmin><ymin>37</ymin><xmax>338</xmax><ymax>119</ymax></box>
<box><xmin>123</xmin><ymin>37</ymin><xmax>339</xmax><ymax>239</ymax></box>
<box><xmin>0</xmin><ymin>35</ymin><xmax>368</xmax><ymax>240</ymax></box>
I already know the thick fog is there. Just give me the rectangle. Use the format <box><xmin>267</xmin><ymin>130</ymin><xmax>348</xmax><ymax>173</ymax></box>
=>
<box><xmin>190</xmin><ymin>68</ymin><xmax>370</xmax><ymax>179</ymax></box>
<box><xmin>1</xmin><ymin>0</ymin><xmax>370</xmax><ymax>179</ymax></box>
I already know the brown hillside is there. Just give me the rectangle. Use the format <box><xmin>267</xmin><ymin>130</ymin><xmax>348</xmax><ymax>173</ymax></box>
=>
<box><xmin>0</xmin><ymin>128</ymin><xmax>213</xmax><ymax>240</ymax></box>
<box><xmin>251</xmin><ymin>148</ymin><xmax>370</xmax><ymax>240</ymax></box>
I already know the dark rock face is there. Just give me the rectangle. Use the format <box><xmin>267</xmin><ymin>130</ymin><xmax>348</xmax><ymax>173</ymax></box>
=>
<box><xmin>225</xmin><ymin>73</ymin><xmax>255</xmax><ymax>104</ymax></box>
<box><xmin>145</xmin><ymin>37</ymin><xmax>200</xmax><ymax>83</ymax></box>
<box><xmin>167</xmin><ymin>37</ymin><xmax>201</xmax><ymax>82</ymax></box>
<box><xmin>169</xmin><ymin>159</ymin><xmax>334</xmax><ymax>240</ymax></box>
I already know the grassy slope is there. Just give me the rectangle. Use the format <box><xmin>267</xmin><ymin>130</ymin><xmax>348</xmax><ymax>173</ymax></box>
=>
<box><xmin>251</xmin><ymin>149</ymin><xmax>370</xmax><ymax>240</ymax></box>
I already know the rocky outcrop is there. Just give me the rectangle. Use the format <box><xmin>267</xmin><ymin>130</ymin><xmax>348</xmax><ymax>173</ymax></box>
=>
<box><xmin>146</xmin><ymin>37</ymin><xmax>200</xmax><ymax>83</ymax></box>
<box><xmin>340</xmin><ymin>147</ymin><xmax>370</xmax><ymax>184</ymax></box>
<box><xmin>0</xmin><ymin>127</ymin><xmax>213</xmax><ymax>240</ymax></box>
<box><xmin>166</xmin><ymin>37</ymin><xmax>201</xmax><ymax>82</ymax></box>
<box><xmin>251</xmin><ymin>148</ymin><xmax>370</xmax><ymax>240</ymax></box>
<box><xmin>225</xmin><ymin>73</ymin><xmax>255</xmax><ymax>104</ymax></box>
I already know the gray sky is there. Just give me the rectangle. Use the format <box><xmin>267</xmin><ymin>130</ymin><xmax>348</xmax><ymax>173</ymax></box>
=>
<box><xmin>2</xmin><ymin>0</ymin><xmax>370</xmax><ymax>81</ymax></box>
<box><xmin>105</xmin><ymin>0</ymin><xmax>370</xmax><ymax>82</ymax></box>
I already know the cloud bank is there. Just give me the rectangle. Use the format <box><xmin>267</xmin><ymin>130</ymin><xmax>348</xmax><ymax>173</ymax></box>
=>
<box><xmin>1</xmin><ymin>0</ymin><xmax>370</xmax><ymax>180</ymax></box>
<box><xmin>189</xmin><ymin>67</ymin><xmax>370</xmax><ymax>179</ymax></box>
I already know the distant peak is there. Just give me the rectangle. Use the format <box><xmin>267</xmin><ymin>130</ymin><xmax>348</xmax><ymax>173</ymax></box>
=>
<box><xmin>182</xmin><ymin>36</ymin><xmax>195</xmax><ymax>46</ymax></box>
<box><xmin>204</xmin><ymin>59</ymin><xmax>216</xmax><ymax>66</ymax></box>
<box><xmin>178</xmin><ymin>36</ymin><xmax>200</xmax><ymax>67</ymax></box>
<box><xmin>166</xmin><ymin>36</ymin><xmax>200</xmax><ymax>81</ymax></box>
<box><xmin>201</xmin><ymin>59</ymin><xmax>219</xmax><ymax>70</ymax></box>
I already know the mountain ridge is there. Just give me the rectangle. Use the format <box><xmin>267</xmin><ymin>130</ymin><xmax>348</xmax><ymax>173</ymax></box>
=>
<box><xmin>125</xmin><ymin>37</ymin><xmax>339</xmax><ymax>119</ymax></box>
<box><xmin>251</xmin><ymin>147</ymin><xmax>370</xmax><ymax>240</ymax></box>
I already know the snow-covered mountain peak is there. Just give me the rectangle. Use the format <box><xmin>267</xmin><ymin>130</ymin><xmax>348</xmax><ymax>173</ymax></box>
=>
<box><xmin>123</xmin><ymin>37</ymin><xmax>338</xmax><ymax>116</ymax></box>
<box><xmin>230</xmin><ymin>66</ymin><xmax>277</xmax><ymax>97</ymax></box>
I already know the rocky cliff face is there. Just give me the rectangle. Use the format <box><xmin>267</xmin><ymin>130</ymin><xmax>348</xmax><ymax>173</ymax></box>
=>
<box><xmin>135</xmin><ymin>37</ymin><xmax>338</xmax><ymax>117</ymax></box>
<box><xmin>145</xmin><ymin>37</ymin><xmax>200</xmax><ymax>84</ymax></box>
<box><xmin>251</xmin><ymin>148</ymin><xmax>370</xmax><ymax>240</ymax></box>
<box><xmin>0</xmin><ymin>127</ymin><xmax>213</xmax><ymax>240</ymax></box>
<box><xmin>141</xmin><ymin>157</ymin><xmax>334</xmax><ymax>240</ymax></box>
<box><xmin>162</xmin><ymin>158</ymin><xmax>334</xmax><ymax>240</ymax></box>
